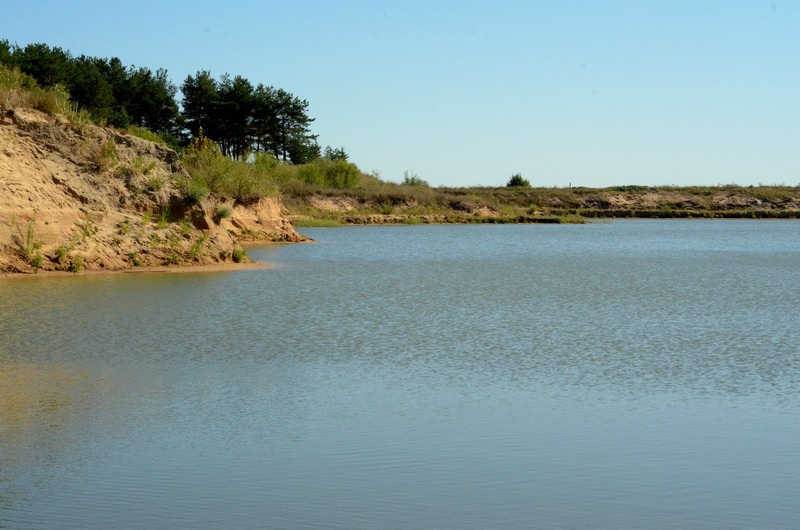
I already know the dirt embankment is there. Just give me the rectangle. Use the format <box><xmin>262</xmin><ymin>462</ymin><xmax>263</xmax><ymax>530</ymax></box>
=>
<box><xmin>0</xmin><ymin>108</ymin><xmax>305</xmax><ymax>274</ymax></box>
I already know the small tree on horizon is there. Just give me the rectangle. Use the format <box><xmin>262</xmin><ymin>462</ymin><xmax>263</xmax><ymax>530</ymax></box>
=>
<box><xmin>506</xmin><ymin>173</ymin><xmax>530</xmax><ymax>187</ymax></box>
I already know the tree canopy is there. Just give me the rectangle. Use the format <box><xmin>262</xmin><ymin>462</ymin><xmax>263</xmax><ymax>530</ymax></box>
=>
<box><xmin>1</xmin><ymin>40</ymin><xmax>324</xmax><ymax>163</ymax></box>
<box><xmin>180</xmin><ymin>72</ymin><xmax>319</xmax><ymax>163</ymax></box>
<box><xmin>506</xmin><ymin>173</ymin><xmax>531</xmax><ymax>187</ymax></box>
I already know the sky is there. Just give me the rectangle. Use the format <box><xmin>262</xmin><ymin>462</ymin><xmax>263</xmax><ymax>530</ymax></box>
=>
<box><xmin>2</xmin><ymin>0</ymin><xmax>798</xmax><ymax>187</ymax></box>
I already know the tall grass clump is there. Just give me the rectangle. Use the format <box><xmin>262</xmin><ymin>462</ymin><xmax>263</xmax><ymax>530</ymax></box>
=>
<box><xmin>181</xmin><ymin>134</ymin><xmax>278</xmax><ymax>202</ymax></box>
<box><xmin>96</xmin><ymin>137</ymin><xmax>117</xmax><ymax>172</ymax></box>
<box><xmin>21</xmin><ymin>221</ymin><xmax>44</xmax><ymax>269</ymax></box>
<box><xmin>126</xmin><ymin>125</ymin><xmax>165</xmax><ymax>144</ymax></box>
<box><xmin>0</xmin><ymin>64</ymin><xmax>71</xmax><ymax>116</ymax></box>
<box><xmin>402</xmin><ymin>170</ymin><xmax>429</xmax><ymax>187</ymax></box>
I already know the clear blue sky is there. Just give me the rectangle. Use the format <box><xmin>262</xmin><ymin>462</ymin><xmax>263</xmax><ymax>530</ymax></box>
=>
<box><xmin>3</xmin><ymin>0</ymin><xmax>798</xmax><ymax>187</ymax></box>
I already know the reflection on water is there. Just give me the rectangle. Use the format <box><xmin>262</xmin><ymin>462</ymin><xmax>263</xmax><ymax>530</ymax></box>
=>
<box><xmin>1</xmin><ymin>221</ymin><xmax>799</xmax><ymax>529</ymax></box>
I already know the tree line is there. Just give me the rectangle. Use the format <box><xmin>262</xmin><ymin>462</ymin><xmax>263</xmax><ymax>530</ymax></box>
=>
<box><xmin>0</xmin><ymin>40</ymin><xmax>324</xmax><ymax>163</ymax></box>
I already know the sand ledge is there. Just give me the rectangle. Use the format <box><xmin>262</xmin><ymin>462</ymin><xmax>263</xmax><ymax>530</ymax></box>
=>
<box><xmin>0</xmin><ymin>261</ymin><xmax>271</xmax><ymax>280</ymax></box>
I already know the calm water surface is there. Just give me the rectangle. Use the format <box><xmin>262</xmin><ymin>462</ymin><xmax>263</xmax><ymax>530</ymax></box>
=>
<box><xmin>1</xmin><ymin>220</ymin><xmax>799</xmax><ymax>529</ymax></box>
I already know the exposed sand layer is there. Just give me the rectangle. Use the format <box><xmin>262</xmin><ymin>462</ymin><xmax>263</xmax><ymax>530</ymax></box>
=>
<box><xmin>0</xmin><ymin>107</ymin><xmax>305</xmax><ymax>274</ymax></box>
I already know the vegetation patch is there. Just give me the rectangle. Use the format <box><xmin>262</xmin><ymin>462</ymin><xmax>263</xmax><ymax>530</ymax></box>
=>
<box><xmin>231</xmin><ymin>247</ymin><xmax>248</xmax><ymax>263</ymax></box>
<box><xmin>292</xmin><ymin>218</ymin><xmax>341</xmax><ymax>228</ymax></box>
<box><xmin>216</xmin><ymin>205</ymin><xmax>233</xmax><ymax>220</ymax></box>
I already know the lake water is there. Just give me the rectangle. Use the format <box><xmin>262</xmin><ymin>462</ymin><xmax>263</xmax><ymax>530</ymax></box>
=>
<box><xmin>1</xmin><ymin>220</ymin><xmax>799</xmax><ymax>529</ymax></box>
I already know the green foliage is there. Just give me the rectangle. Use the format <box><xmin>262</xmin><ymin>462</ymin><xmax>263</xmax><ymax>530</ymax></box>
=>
<box><xmin>0</xmin><ymin>64</ymin><xmax>72</xmax><ymax>116</ymax></box>
<box><xmin>54</xmin><ymin>245</ymin><xmax>69</xmax><ymax>264</ymax></box>
<box><xmin>69</xmin><ymin>254</ymin><xmax>84</xmax><ymax>273</ymax></box>
<box><xmin>3</xmin><ymin>40</ymin><xmax>343</xmax><ymax>163</ymax></box>
<box><xmin>96</xmin><ymin>137</ymin><xmax>117</xmax><ymax>171</ymax></box>
<box><xmin>216</xmin><ymin>205</ymin><xmax>233</xmax><ymax>220</ymax></box>
<box><xmin>181</xmin><ymin>147</ymin><xmax>278</xmax><ymax>201</ymax></box>
<box><xmin>17</xmin><ymin>220</ymin><xmax>45</xmax><ymax>270</ymax></box>
<box><xmin>507</xmin><ymin>173</ymin><xmax>531</xmax><ymax>188</ymax></box>
<box><xmin>182</xmin><ymin>72</ymin><xmax>320</xmax><ymax>163</ymax></box>
<box><xmin>188</xmin><ymin>232</ymin><xmax>209</xmax><ymax>259</ymax></box>
<box><xmin>323</xmin><ymin>146</ymin><xmax>348</xmax><ymax>161</ymax></box>
<box><xmin>231</xmin><ymin>247</ymin><xmax>248</xmax><ymax>263</ymax></box>
<box><xmin>127</xmin><ymin>252</ymin><xmax>142</xmax><ymax>267</ymax></box>
<box><xmin>2</xmin><ymin>42</ymin><xmax>180</xmax><ymax>133</ymax></box>
<box><xmin>144</xmin><ymin>174</ymin><xmax>166</xmax><ymax>192</ymax></box>
<box><xmin>178</xmin><ymin>174</ymin><xmax>210</xmax><ymax>205</ymax></box>
<box><xmin>402</xmin><ymin>170</ymin><xmax>429</xmax><ymax>187</ymax></box>
<box><xmin>131</xmin><ymin>155</ymin><xmax>157</xmax><ymax>176</ymax></box>
<box><xmin>299</xmin><ymin>158</ymin><xmax>361</xmax><ymax>188</ymax></box>
<box><xmin>0</xmin><ymin>63</ymin><xmax>39</xmax><ymax>90</ymax></box>
<box><xmin>79</xmin><ymin>218</ymin><xmax>97</xmax><ymax>240</ymax></box>
<box><xmin>126</xmin><ymin>125</ymin><xmax>174</xmax><ymax>148</ymax></box>
<box><xmin>179</xmin><ymin>220</ymin><xmax>192</xmax><ymax>237</ymax></box>
<box><xmin>292</xmin><ymin>218</ymin><xmax>341</xmax><ymax>227</ymax></box>
<box><xmin>156</xmin><ymin>208</ymin><xmax>169</xmax><ymax>229</ymax></box>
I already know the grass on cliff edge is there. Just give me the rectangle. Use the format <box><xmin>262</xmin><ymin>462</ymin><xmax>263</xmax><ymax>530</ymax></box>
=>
<box><xmin>179</xmin><ymin>141</ymin><xmax>363</xmax><ymax>204</ymax></box>
<box><xmin>0</xmin><ymin>64</ymin><xmax>91</xmax><ymax>124</ymax></box>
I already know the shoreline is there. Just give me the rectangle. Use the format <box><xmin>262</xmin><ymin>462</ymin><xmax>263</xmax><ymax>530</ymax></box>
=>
<box><xmin>0</xmin><ymin>261</ymin><xmax>271</xmax><ymax>280</ymax></box>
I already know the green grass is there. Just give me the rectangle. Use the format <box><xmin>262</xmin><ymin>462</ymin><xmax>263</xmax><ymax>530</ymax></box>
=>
<box><xmin>216</xmin><ymin>205</ymin><xmax>233</xmax><ymax>220</ymax></box>
<box><xmin>96</xmin><ymin>138</ymin><xmax>117</xmax><ymax>172</ymax></box>
<box><xmin>144</xmin><ymin>174</ymin><xmax>166</xmax><ymax>192</ymax></box>
<box><xmin>188</xmin><ymin>232</ymin><xmax>209</xmax><ymax>259</ymax></box>
<box><xmin>1</xmin><ymin>65</ymin><xmax>71</xmax><ymax>116</ymax></box>
<box><xmin>126</xmin><ymin>125</ymin><xmax>167</xmax><ymax>145</ymax></box>
<box><xmin>11</xmin><ymin>220</ymin><xmax>44</xmax><ymax>270</ymax></box>
<box><xmin>292</xmin><ymin>217</ymin><xmax>341</xmax><ymax>227</ymax></box>
<box><xmin>127</xmin><ymin>252</ymin><xmax>142</xmax><ymax>267</ymax></box>
<box><xmin>283</xmin><ymin>182</ymin><xmax>798</xmax><ymax>225</ymax></box>
<box><xmin>232</xmin><ymin>247</ymin><xmax>248</xmax><ymax>263</ymax></box>
<box><xmin>69</xmin><ymin>254</ymin><xmax>84</xmax><ymax>273</ymax></box>
<box><xmin>156</xmin><ymin>208</ymin><xmax>169</xmax><ymax>229</ymax></box>
<box><xmin>179</xmin><ymin>149</ymin><xmax>364</xmax><ymax>205</ymax></box>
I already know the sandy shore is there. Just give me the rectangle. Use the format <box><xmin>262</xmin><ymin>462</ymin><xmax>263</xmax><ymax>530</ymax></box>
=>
<box><xmin>0</xmin><ymin>261</ymin><xmax>271</xmax><ymax>280</ymax></box>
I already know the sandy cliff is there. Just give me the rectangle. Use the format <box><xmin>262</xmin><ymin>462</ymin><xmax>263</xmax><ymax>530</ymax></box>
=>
<box><xmin>0</xmin><ymin>108</ymin><xmax>304</xmax><ymax>274</ymax></box>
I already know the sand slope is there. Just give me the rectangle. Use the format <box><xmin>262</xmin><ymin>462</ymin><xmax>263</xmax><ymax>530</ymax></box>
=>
<box><xmin>0</xmin><ymin>108</ymin><xmax>304</xmax><ymax>274</ymax></box>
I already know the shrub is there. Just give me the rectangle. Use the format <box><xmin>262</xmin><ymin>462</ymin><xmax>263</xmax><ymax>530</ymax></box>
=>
<box><xmin>69</xmin><ymin>254</ymin><xmax>84</xmax><ymax>273</ymax></box>
<box><xmin>54</xmin><ymin>245</ymin><xmax>69</xmax><ymax>264</ymax></box>
<box><xmin>0</xmin><ymin>65</ymin><xmax>70</xmax><ymax>116</ymax></box>
<box><xmin>181</xmin><ymin>149</ymin><xmax>276</xmax><ymax>201</ymax></box>
<box><xmin>300</xmin><ymin>158</ymin><xmax>361</xmax><ymax>188</ymax></box>
<box><xmin>96</xmin><ymin>138</ymin><xmax>117</xmax><ymax>172</ymax></box>
<box><xmin>13</xmin><ymin>220</ymin><xmax>45</xmax><ymax>269</ymax></box>
<box><xmin>127</xmin><ymin>252</ymin><xmax>142</xmax><ymax>267</ymax></box>
<box><xmin>179</xmin><ymin>175</ymin><xmax>210</xmax><ymax>205</ymax></box>
<box><xmin>232</xmin><ymin>247</ymin><xmax>248</xmax><ymax>263</ymax></box>
<box><xmin>507</xmin><ymin>173</ymin><xmax>531</xmax><ymax>187</ymax></box>
<box><xmin>144</xmin><ymin>174</ymin><xmax>166</xmax><ymax>192</ymax></box>
<box><xmin>216</xmin><ymin>205</ymin><xmax>233</xmax><ymax>220</ymax></box>
<box><xmin>402</xmin><ymin>170</ymin><xmax>429</xmax><ymax>187</ymax></box>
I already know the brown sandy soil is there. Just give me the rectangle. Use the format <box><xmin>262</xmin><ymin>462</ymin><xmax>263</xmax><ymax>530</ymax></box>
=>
<box><xmin>0</xmin><ymin>107</ymin><xmax>305</xmax><ymax>274</ymax></box>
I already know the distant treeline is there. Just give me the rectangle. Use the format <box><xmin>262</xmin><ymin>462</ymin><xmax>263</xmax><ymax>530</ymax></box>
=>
<box><xmin>0</xmin><ymin>40</ymin><xmax>323</xmax><ymax>163</ymax></box>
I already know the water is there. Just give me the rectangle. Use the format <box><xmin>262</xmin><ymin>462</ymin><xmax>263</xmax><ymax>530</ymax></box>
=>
<box><xmin>1</xmin><ymin>220</ymin><xmax>799</xmax><ymax>529</ymax></box>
